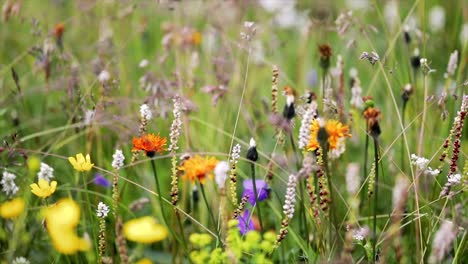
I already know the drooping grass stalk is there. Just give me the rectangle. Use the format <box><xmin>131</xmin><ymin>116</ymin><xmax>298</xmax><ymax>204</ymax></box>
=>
<box><xmin>198</xmin><ymin>182</ymin><xmax>220</xmax><ymax>244</ymax></box>
<box><xmin>372</xmin><ymin>137</ymin><xmax>379</xmax><ymax>263</ymax></box>
<box><xmin>150</xmin><ymin>159</ymin><xmax>185</xmax><ymax>249</ymax></box>
<box><xmin>250</xmin><ymin>162</ymin><xmax>264</xmax><ymax>232</ymax></box>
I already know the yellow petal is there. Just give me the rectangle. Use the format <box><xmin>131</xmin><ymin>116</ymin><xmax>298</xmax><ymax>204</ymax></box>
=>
<box><xmin>50</xmin><ymin>181</ymin><xmax>57</xmax><ymax>193</ymax></box>
<box><xmin>85</xmin><ymin>154</ymin><xmax>91</xmax><ymax>164</ymax></box>
<box><xmin>77</xmin><ymin>153</ymin><xmax>85</xmax><ymax>164</ymax></box>
<box><xmin>38</xmin><ymin>179</ymin><xmax>49</xmax><ymax>189</ymax></box>
<box><xmin>68</xmin><ymin>157</ymin><xmax>77</xmax><ymax>167</ymax></box>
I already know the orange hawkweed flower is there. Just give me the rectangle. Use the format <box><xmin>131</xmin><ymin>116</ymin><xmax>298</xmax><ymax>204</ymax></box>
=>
<box><xmin>178</xmin><ymin>155</ymin><xmax>218</xmax><ymax>184</ymax></box>
<box><xmin>307</xmin><ymin>119</ymin><xmax>351</xmax><ymax>151</ymax></box>
<box><xmin>132</xmin><ymin>133</ymin><xmax>167</xmax><ymax>157</ymax></box>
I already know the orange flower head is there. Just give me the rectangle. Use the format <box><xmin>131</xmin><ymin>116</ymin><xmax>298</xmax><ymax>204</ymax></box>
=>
<box><xmin>307</xmin><ymin>119</ymin><xmax>351</xmax><ymax>151</ymax></box>
<box><xmin>178</xmin><ymin>155</ymin><xmax>218</xmax><ymax>184</ymax></box>
<box><xmin>318</xmin><ymin>44</ymin><xmax>333</xmax><ymax>58</ymax></box>
<box><xmin>132</xmin><ymin>133</ymin><xmax>167</xmax><ymax>157</ymax></box>
<box><xmin>54</xmin><ymin>22</ymin><xmax>65</xmax><ymax>38</ymax></box>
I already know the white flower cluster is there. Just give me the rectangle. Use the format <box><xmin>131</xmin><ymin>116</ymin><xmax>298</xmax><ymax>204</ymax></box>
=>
<box><xmin>298</xmin><ymin>105</ymin><xmax>315</xmax><ymax>150</ymax></box>
<box><xmin>430</xmin><ymin>220</ymin><xmax>457</xmax><ymax>263</ymax></box>
<box><xmin>139</xmin><ymin>59</ymin><xmax>149</xmax><ymax>68</ymax></box>
<box><xmin>1</xmin><ymin>171</ymin><xmax>19</xmax><ymax>197</ymax></box>
<box><xmin>214</xmin><ymin>161</ymin><xmax>229</xmax><ymax>189</ymax></box>
<box><xmin>230</xmin><ymin>144</ymin><xmax>241</xmax><ymax>165</ymax></box>
<box><xmin>37</xmin><ymin>162</ymin><xmax>54</xmax><ymax>182</ymax></box>
<box><xmin>350</xmin><ymin>72</ymin><xmax>364</xmax><ymax>109</ymax></box>
<box><xmin>392</xmin><ymin>175</ymin><xmax>410</xmax><ymax>209</ymax></box>
<box><xmin>140</xmin><ymin>104</ymin><xmax>152</xmax><ymax>121</ymax></box>
<box><xmin>111</xmin><ymin>149</ymin><xmax>125</xmax><ymax>170</ymax></box>
<box><xmin>411</xmin><ymin>154</ymin><xmax>440</xmax><ymax>176</ymax></box>
<box><xmin>444</xmin><ymin>50</ymin><xmax>458</xmax><ymax>78</ymax></box>
<box><xmin>352</xmin><ymin>226</ymin><xmax>369</xmax><ymax>242</ymax></box>
<box><xmin>447</xmin><ymin>174</ymin><xmax>461</xmax><ymax>185</ymax></box>
<box><xmin>96</xmin><ymin>202</ymin><xmax>110</xmax><ymax>218</ymax></box>
<box><xmin>12</xmin><ymin>257</ymin><xmax>30</xmax><ymax>264</ymax></box>
<box><xmin>98</xmin><ymin>70</ymin><xmax>110</xmax><ymax>83</ymax></box>
<box><xmin>283</xmin><ymin>174</ymin><xmax>298</xmax><ymax>219</ymax></box>
<box><xmin>345</xmin><ymin>163</ymin><xmax>360</xmax><ymax>196</ymax></box>
<box><xmin>168</xmin><ymin>97</ymin><xmax>182</xmax><ymax>152</ymax></box>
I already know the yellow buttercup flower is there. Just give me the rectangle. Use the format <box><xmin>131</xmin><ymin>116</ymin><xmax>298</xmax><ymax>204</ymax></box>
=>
<box><xmin>123</xmin><ymin>216</ymin><xmax>168</xmax><ymax>243</ymax></box>
<box><xmin>135</xmin><ymin>258</ymin><xmax>153</xmax><ymax>264</ymax></box>
<box><xmin>30</xmin><ymin>179</ymin><xmax>57</xmax><ymax>198</ymax></box>
<box><xmin>68</xmin><ymin>153</ymin><xmax>94</xmax><ymax>172</ymax></box>
<box><xmin>0</xmin><ymin>198</ymin><xmax>25</xmax><ymax>219</ymax></box>
<box><xmin>45</xmin><ymin>198</ymin><xmax>90</xmax><ymax>254</ymax></box>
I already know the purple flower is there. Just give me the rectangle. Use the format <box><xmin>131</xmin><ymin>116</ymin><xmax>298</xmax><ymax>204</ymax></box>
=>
<box><xmin>242</xmin><ymin>179</ymin><xmax>269</xmax><ymax>205</ymax></box>
<box><xmin>93</xmin><ymin>173</ymin><xmax>110</xmax><ymax>188</ymax></box>
<box><xmin>238</xmin><ymin>210</ymin><xmax>254</xmax><ymax>235</ymax></box>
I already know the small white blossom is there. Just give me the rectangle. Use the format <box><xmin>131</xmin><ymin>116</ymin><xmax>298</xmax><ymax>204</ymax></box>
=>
<box><xmin>352</xmin><ymin>227</ymin><xmax>369</xmax><ymax>242</ymax></box>
<box><xmin>98</xmin><ymin>70</ymin><xmax>111</xmax><ymax>83</ymax></box>
<box><xmin>12</xmin><ymin>257</ymin><xmax>30</xmax><ymax>264</ymax></box>
<box><xmin>140</xmin><ymin>104</ymin><xmax>152</xmax><ymax>120</ymax></box>
<box><xmin>444</xmin><ymin>50</ymin><xmax>458</xmax><ymax>78</ymax></box>
<box><xmin>345</xmin><ymin>163</ymin><xmax>360</xmax><ymax>196</ymax></box>
<box><xmin>298</xmin><ymin>103</ymin><xmax>316</xmax><ymax>149</ymax></box>
<box><xmin>411</xmin><ymin>154</ymin><xmax>429</xmax><ymax>171</ymax></box>
<box><xmin>249</xmin><ymin>138</ymin><xmax>256</xmax><ymax>148</ymax></box>
<box><xmin>139</xmin><ymin>59</ymin><xmax>149</xmax><ymax>68</ymax></box>
<box><xmin>1</xmin><ymin>171</ymin><xmax>19</xmax><ymax>197</ymax></box>
<box><xmin>168</xmin><ymin>97</ymin><xmax>182</xmax><ymax>152</ymax></box>
<box><xmin>447</xmin><ymin>174</ymin><xmax>461</xmax><ymax>185</ymax></box>
<box><xmin>214</xmin><ymin>161</ymin><xmax>229</xmax><ymax>189</ymax></box>
<box><xmin>429</xmin><ymin>6</ymin><xmax>445</xmax><ymax>32</ymax></box>
<box><xmin>429</xmin><ymin>220</ymin><xmax>457</xmax><ymax>263</ymax></box>
<box><xmin>283</xmin><ymin>174</ymin><xmax>298</xmax><ymax>219</ymax></box>
<box><xmin>350</xmin><ymin>78</ymin><xmax>364</xmax><ymax>109</ymax></box>
<box><xmin>111</xmin><ymin>149</ymin><xmax>125</xmax><ymax>170</ymax></box>
<box><xmin>37</xmin><ymin>162</ymin><xmax>54</xmax><ymax>182</ymax></box>
<box><xmin>425</xmin><ymin>167</ymin><xmax>440</xmax><ymax>176</ymax></box>
<box><xmin>96</xmin><ymin>202</ymin><xmax>110</xmax><ymax>218</ymax></box>
<box><xmin>84</xmin><ymin>109</ymin><xmax>95</xmax><ymax>126</ymax></box>
<box><xmin>230</xmin><ymin>144</ymin><xmax>241</xmax><ymax>165</ymax></box>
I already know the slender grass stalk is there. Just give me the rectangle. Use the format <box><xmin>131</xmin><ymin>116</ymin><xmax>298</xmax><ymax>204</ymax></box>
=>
<box><xmin>401</xmin><ymin>101</ymin><xmax>407</xmax><ymax>172</ymax></box>
<box><xmin>250</xmin><ymin>162</ymin><xmax>264</xmax><ymax>232</ymax></box>
<box><xmin>372</xmin><ymin>137</ymin><xmax>379</xmax><ymax>263</ymax></box>
<box><xmin>150</xmin><ymin>159</ymin><xmax>185</xmax><ymax>250</ymax></box>
<box><xmin>198</xmin><ymin>182</ymin><xmax>220</xmax><ymax>244</ymax></box>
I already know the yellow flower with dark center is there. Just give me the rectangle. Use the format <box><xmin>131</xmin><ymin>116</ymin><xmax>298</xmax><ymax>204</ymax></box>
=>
<box><xmin>123</xmin><ymin>216</ymin><xmax>168</xmax><ymax>243</ymax></box>
<box><xmin>45</xmin><ymin>198</ymin><xmax>90</xmax><ymax>254</ymax></box>
<box><xmin>68</xmin><ymin>153</ymin><xmax>94</xmax><ymax>172</ymax></box>
<box><xmin>178</xmin><ymin>155</ymin><xmax>218</xmax><ymax>184</ymax></box>
<box><xmin>30</xmin><ymin>179</ymin><xmax>57</xmax><ymax>198</ymax></box>
<box><xmin>307</xmin><ymin>119</ymin><xmax>351</xmax><ymax>151</ymax></box>
<box><xmin>0</xmin><ymin>198</ymin><xmax>25</xmax><ymax>219</ymax></box>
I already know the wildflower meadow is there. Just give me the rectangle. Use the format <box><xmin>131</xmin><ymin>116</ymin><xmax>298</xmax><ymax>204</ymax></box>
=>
<box><xmin>0</xmin><ymin>0</ymin><xmax>467</xmax><ymax>263</ymax></box>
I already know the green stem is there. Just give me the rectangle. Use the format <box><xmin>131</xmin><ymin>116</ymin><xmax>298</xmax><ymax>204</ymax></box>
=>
<box><xmin>198</xmin><ymin>182</ymin><xmax>219</xmax><ymax>241</ymax></box>
<box><xmin>150</xmin><ymin>159</ymin><xmax>183</xmax><ymax>247</ymax></box>
<box><xmin>250</xmin><ymin>162</ymin><xmax>264</xmax><ymax>232</ymax></box>
<box><xmin>372</xmin><ymin>137</ymin><xmax>379</xmax><ymax>263</ymax></box>
<box><xmin>401</xmin><ymin>102</ymin><xmax>407</xmax><ymax>172</ymax></box>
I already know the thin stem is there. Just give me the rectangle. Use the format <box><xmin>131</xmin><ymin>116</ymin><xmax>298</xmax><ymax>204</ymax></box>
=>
<box><xmin>150</xmin><ymin>159</ymin><xmax>183</xmax><ymax>247</ymax></box>
<box><xmin>401</xmin><ymin>102</ymin><xmax>407</xmax><ymax>172</ymax></box>
<box><xmin>198</xmin><ymin>182</ymin><xmax>218</xmax><ymax>238</ymax></box>
<box><xmin>372</xmin><ymin>137</ymin><xmax>379</xmax><ymax>263</ymax></box>
<box><xmin>362</xmin><ymin>132</ymin><xmax>369</xmax><ymax>210</ymax></box>
<box><xmin>250</xmin><ymin>162</ymin><xmax>264</xmax><ymax>232</ymax></box>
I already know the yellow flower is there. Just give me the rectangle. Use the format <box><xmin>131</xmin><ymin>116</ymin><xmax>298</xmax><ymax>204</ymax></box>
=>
<box><xmin>178</xmin><ymin>155</ymin><xmax>218</xmax><ymax>184</ymax></box>
<box><xmin>135</xmin><ymin>258</ymin><xmax>153</xmax><ymax>264</ymax></box>
<box><xmin>0</xmin><ymin>198</ymin><xmax>25</xmax><ymax>219</ymax></box>
<box><xmin>45</xmin><ymin>198</ymin><xmax>90</xmax><ymax>254</ymax></box>
<box><xmin>68</xmin><ymin>153</ymin><xmax>94</xmax><ymax>172</ymax></box>
<box><xmin>30</xmin><ymin>179</ymin><xmax>57</xmax><ymax>198</ymax></box>
<box><xmin>307</xmin><ymin>119</ymin><xmax>351</xmax><ymax>151</ymax></box>
<box><xmin>123</xmin><ymin>216</ymin><xmax>168</xmax><ymax>243</ymax></box>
